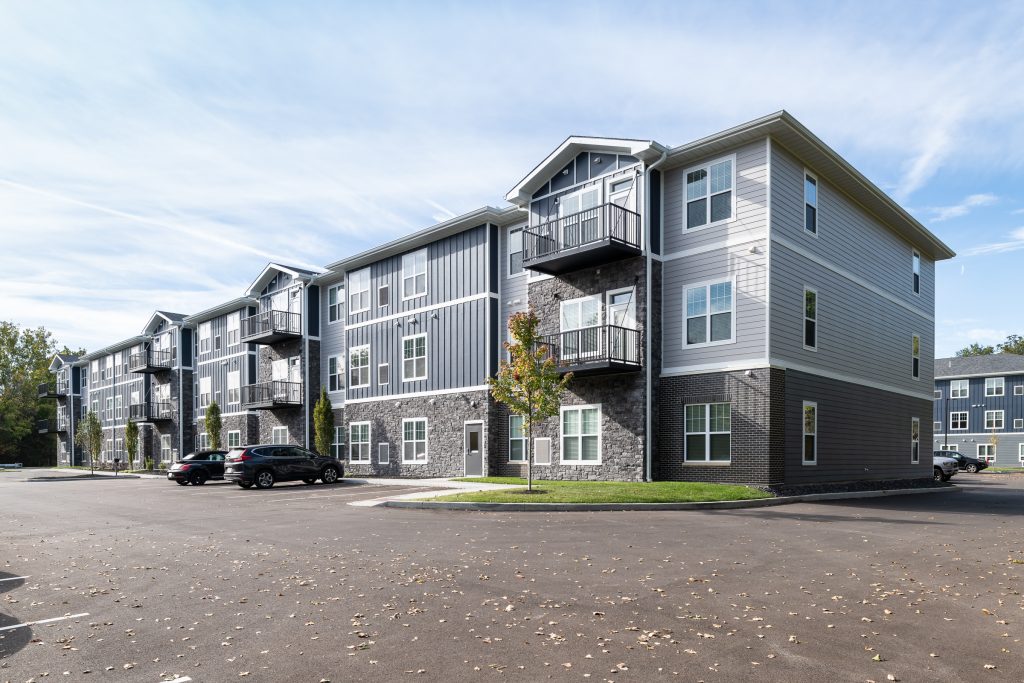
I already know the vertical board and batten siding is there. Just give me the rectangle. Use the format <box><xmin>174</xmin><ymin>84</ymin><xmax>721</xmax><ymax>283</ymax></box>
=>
<box><xmin>935</xmin><ymin>374</ymin><xmax>1024</xmax><ymax>439</ymax></box>
<box><xmin>192</xmin><ymin>307</ymin><xmax>256</xmax><ymax>421</ymax></box>
<box><xmin>192</xmin><ymin>308</ymin><xmax>250</xmax><ymax>368</ymax></box>
<box><xmin>660</xmin><ymin>139</ymin><xmax>769</xmax><ymax>370</ymax></box>
<box><xmin>319</xmin><ymin>277</ymin><xmax>347</xmax><ymax>402</ymax></box>
<box><xmin>499</xmin><ymin>221</ymin><xmax>529</xmax><ymax>352</ymax></box>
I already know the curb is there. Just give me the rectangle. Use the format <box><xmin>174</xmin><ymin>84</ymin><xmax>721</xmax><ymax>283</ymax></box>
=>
<box><xmin>28</xmin><ymin>474</ymin><xmax>141</xmax><ymax>481</ymax></box>
<box><xmin>381</xmin><ymin>485</ymin><xmax>961</xmax><ymax>511</ymax></box>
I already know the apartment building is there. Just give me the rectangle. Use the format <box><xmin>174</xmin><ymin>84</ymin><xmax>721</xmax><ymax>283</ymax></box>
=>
<box><xmin>38</xmin><ymin>353</ymin><xmax>83</xmax><ymax>465</ymax></box>
<box><xmin>134</xmin><ymin>311</ymin><xmax>194</xmax><ymax>464</ymax></box>
<box><xmin>78</xmin><ymin>336</ymin><xmax>149</xmax><ymax>465</ymax></box>
<box><xmin>934</xmin><ymin>353</ymin><xmax>1024</xmax><ymax>466</ymax></box>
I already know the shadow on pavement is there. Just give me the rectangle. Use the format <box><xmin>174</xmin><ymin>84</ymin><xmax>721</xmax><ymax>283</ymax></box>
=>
<box><xmin>0</xmin><ymin>572</ymin><xmax>30</xmax><ymax>659</ymax></box>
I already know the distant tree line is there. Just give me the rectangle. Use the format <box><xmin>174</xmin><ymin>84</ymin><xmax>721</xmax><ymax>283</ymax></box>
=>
<box><xmin>956</xmin><ymin>334</ymin><xmax>1024</xmax><ymax>357</ymax></box>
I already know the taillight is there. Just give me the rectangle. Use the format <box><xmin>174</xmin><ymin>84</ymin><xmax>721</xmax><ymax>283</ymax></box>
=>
<box><xmin>231</xmin><ymin>449</ymin><xmax>252</xmax><ymax>462</ymax></box>
<box><xmin>179</xmin><ymin>464</ymin><xmax>191</xmax><ymax>471</ymax></box>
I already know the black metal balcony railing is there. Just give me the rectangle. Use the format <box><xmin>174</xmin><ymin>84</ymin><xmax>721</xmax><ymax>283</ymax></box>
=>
<box><xmin>240</xmin><ymin>310</ymin><xmax>302</xmax><ymax>344</ymax></box>
<box><xmin>37</xmin><ymin>419</ymin><xmax>58</xmax><ymax>433</ymax></box>
<box><xmin>128</xmin><ymin>402</ymin><xmax>174</xmax><ymax>421</ymax></box>
<box><xmin>240</xmin><ymin>381</ymin><xmax>303</xmax><ymax>409</ymax></box>
<box><xmin>38</xmin><ymin>382</ymin><xmax>65</xmax><ymax>399</ymax></box>
<box><xmin>538</xmin><ymin>325</ymin><xmax>642</xmax><ymax>375</ymax></box>
<box><xmin>129</xmin><ymin>349</ymin><xmax>173</xmax><ymax>373</ymax></box>
<box><xmin>522</xmin><ymin>203</ymin><xmax>642</xmax><ymax>274</ymax></box>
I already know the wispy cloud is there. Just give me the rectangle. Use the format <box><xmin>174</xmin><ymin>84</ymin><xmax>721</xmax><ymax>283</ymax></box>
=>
<box><xmin>928</xmin><ymin>193</ymin><xmax>997</xmax><ymax>222</ymax></box>
<box><xmin>963</xmin><ymin>227</ymin><xmax>1024</xmax><ymax>256</ymax></box>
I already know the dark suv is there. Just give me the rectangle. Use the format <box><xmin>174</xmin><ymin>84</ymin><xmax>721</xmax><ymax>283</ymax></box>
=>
<box><xmin>167</xmin><ymin>450</ymin><xmax>228</xmax><ymax>485</ymax></box>
<box><xmin>934</xmin><ymin>450</ymin><xmax>989</xmax><ymax>473</ymax></box>
<box><xmin>223</xmin><ymin>445</ymin><xmax>343</xmax><ymax>489</ymax></box>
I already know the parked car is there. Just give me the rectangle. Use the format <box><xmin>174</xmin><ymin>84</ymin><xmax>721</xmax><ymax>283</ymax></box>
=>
<box><xmin>223</xmin><ymin>445</ymin><xmax>343</xmax><ymax>489</ymax></box>
<box><xmin>934</xmin><ymin>450</ymin><xmax>989</xmax><ymax>473</ymax></box>
<box><xmin>167</xmin><ymin>450</ymin><xmax>229</xmax><ymax>486</ymax></box>
<box><xmin>933</xmin><ymin>454</ymin><xmax>958</xmax><ymax>482</ymax></box>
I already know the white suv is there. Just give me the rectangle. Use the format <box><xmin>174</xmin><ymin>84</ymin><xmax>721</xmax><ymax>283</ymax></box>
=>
<box><xmin>933</xmin><ymin>455</ymin><xmax>958</xmax><ymax>482</ymax></box>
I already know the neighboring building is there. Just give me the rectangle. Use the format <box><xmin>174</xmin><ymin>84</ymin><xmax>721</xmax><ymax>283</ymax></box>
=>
<box><xmin>39</xmin><ymin>353</ymin><xmax>83</xmax><ymax>465</ymax></box>
<box><xmin>79</xmin><ymin>336</ymin><xmax>148</xmax><ymax>466</ymax></box>
<box><xmin>934</xmin><ymin>353</ymin><xmax>1024</xmax><ymax>466</ymax></box>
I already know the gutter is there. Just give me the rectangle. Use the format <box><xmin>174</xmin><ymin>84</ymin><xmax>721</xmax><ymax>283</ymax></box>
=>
<box><xmin>644</xmin><ymin>150</ymin><xmax>669</xmax><ymax>482</ymax></box>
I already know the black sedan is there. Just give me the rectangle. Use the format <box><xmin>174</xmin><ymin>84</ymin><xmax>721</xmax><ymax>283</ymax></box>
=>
<box><xmin>167</xmin><ymin>450</ymin><xmax>229</xmax><ymax>485</ymax></box>
<box><xmin>934</xmin><ymin>450</ymin><xmax>989</xmax><ymax>473</ymax></box>
<box><xmin>223</xmin><ymin>444</ymin><xmax>343</xmax><ymax>489</ymax></box>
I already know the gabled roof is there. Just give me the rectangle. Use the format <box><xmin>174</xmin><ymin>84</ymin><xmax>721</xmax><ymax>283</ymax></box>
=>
<box><xmin>935</xmin><ymin>353</ymin><xmax>1024</xmax><ymax>379</ymax></box>
<box><xmin>141</xmin><ymin>310</ymin><xmax>189</xmax><ymax>335</ymax></box>
<box><xmin>245</xmin><ymin>263</ymin><xmax>323</xmax><ymax>297</ymax></box>
<box><xmin>48</xmin><ymin>353</ymin><xmax>79</xmax><ymax>372</ymax></box>
<box><xmin>79</xmin><ymin>336</ymin><xmax>148</xmax><ymax>362</ymax></box>
<box><xmin>505</xmin><ymin>136</ymin><xmax>669</xmax><ymax>206</ymax></box>
<box><xmin>184</xmin><ymin>297</ymin><xmax>259</xmax><ymax>325</ymax></box>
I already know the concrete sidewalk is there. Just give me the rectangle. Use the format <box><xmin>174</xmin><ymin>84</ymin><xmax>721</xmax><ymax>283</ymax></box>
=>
<box><xmin>345</xmin><ymin>477</ymin><xmax>519</xmax><ymax>506</ymax></box>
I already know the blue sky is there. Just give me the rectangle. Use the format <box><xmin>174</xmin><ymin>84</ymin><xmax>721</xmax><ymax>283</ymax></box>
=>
<box><xmin>1</xmin><ymin>0</ymin><xmax>1022</xmax><ymax>356</ymax></box>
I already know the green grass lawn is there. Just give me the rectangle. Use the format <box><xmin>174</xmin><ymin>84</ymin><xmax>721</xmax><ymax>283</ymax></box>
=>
<box><xmin>986</xmin><ymin>467</ymin><xmax>1024</xmax><ymax>473</ymax></box>
<box><xmin>439</xmin><ymin>478</ymin><xmax>772</xmax><ymax>504</ymax></box>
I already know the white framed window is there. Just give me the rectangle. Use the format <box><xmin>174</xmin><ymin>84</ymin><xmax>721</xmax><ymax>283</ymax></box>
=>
<box><xmin>933</xmin><ymin>421</ymin><xmax>941</xmax><ymax>431</ymax></box>
<box><xmin>402</xmin><ymin>418</ymin><xmax>428</xmax><ymax>463</ymax></box>
<box><xmin>199</xmin><ymin>322</ymin><xmax>212</xmax><ymax>353</ymax></box>
<box><xmin>227</xmin><ymin>431</ymin><xmax>241</xmax><ymax>449</ymax></box>
<box><xmin>271</xmin><ymin>426</ymin><xmax>288</xmax><ymax>445</ymax></box>
<box><xmin>115</xmin><ymin>438</ymin><xmax>123</xmax><ymax>458</ymax></box>
<box><xmin>378</xmin><ymin>443</ymin><xmax>390</xmax><ymax>464</ymax></box>
<box><xmin>1015</xmin><ymin>419</ymin><xmax>1024</xmax><ymax>429</ymax></box>
<box><xmin>226</xmin><ymin>312</ymin><xmax>240</xmax><ymax>345</ymax></box>
<box><xmin>684</xmin><ymin>403</ymin><xmax>731</xmax><ymax>462</ymax></box>
<box><xmin>349</xmin><ymin>422</ymin><xmax>370</xmax><ymax>462</ymax></box>
<box><xmin>327</xmin><ymin>355</ymin><xmax>343</xmax><ymax>392</ymax></box>
<box><xmin>934</xmin><ymin>390</ymin><xmax>942</xmax><ymax>399</ymax></box>
<box><xmin>534</xmin><ymin>437</ymin><xmax>552</xmax><ymax>465</ymax></box>
<box><xmin>160</xmin><ymin>435</ymin><xmax>171</xmax><ymax>461</ymax></box>
<box><xmin>950</xmin><ymin>379</ymin><xmax>969</xmax><ymax>399</ymax></box>
<box><xmin>684</xmin><ymin>155</ymin><xmax>735</xmax><ymax>230</ymax></box>
<box><xmin>985</xmin><ymin>410</ymin><xmax>1004</xmax><ymax>430</ymax></box>
<box><xmin>227</xmin><ymin>371</ymin><xmax>240</xmax><ymax>404</ymax></box>
<box><xmin>509</xmin><ymin>415</ymin><xmax>526</xmax><ymax>462</ymax></box>
<box><xmin>349</xmin><ymin>346</ymin><xmax>370</xmax><ymax>388</ymax></box>
<box><xmin>985</xmin><ymin>377</ymin><xmax>1005</xmax><ymax>396</ymax></box>
<box><xmin>214</xmin><ymin>332</ymin><xmax>222</xmax><ymax>351</ymax></box>
<box><xmin>402</xmin><ymin>249</ymin><xmax>428</xmax><ymax>299</ymax></box>
<box><xmin>1015</xmin><ymin>384</ymin><xmax>1024</xmax><ymax>396</ymax></box>
<box><xmin>912</xmin><ymin>334</ymin><xmax>920</xmax><ymax>379</ymax></box>
<box><xmin>949</xmin><ymin>411</ymin><xmax>968</xmax><ymax>430</ymax></box>
<box><xmin>912</xmin><ymin>250</ymin><xmax>921</xmax><ymax>295</ymax></box>
<box><xmin>402</xmin><ymin>334</ymin><xmax>427</xmax><ymax>381</ymax></box>
<box><xmin>561</xmin><ymin>405</ymin><xmax>601</xmax><ymax>463</ymax></box>
<box><xmin>802</xmin><ymin>401</ymin><xmax>818</xmax><ymax>465</ymax></box>
<box><xmin>105</xmin><ymin>397</ymin><xmax>113</xmax><ymax>421</ymax></box>
<box><xmin>684</xmin><ymin>279</ymin><xmax>734</xmax><ymax>347</ymax></box>
<box><xmin>1019</xmin><ymin>443</ymin><xmax>1024</xmax><ymax>463</ymax></box>
<box><xmin>115</xmin><ymin>395</ymin><xmax>123</xmax><ymax>419</ymax></box>
<box><xmin>804</xmin><ymin>171</ymin><xmax>818</xmax><ymax>235</ymax></box>
<box><xmin>348</xmin><ymin>268</ymin><xmax>370</xmax><ymax>314</ymax></box>
<box><xmin>560</xmin><ymin>295</ymin><xmax>602</xmax><ymax>359</ymax></box>
<box><xmin>331</xmin><ymin>426</ymin><xmax>345</xmax><ymax>459</ymax></box>
<box><xmin>113</xmin><ymin>352</ymin><xmax>121</xmax><ymax>377</ymax></box>
<box><xmin>199</xmin><ymin>377</ymin><xmax>212</xmax><ymax>408</ymax></box>
<box><xmin>508</xmin><ymin>228</ymin><xmax>524</xmax><ymax>277</ymax></box>
<box><xmin>977</xmin><ymin>443</ymin><xmax>996</xmax><ymax>462</ymax></box>
<box><xmin>377</xmin><ymin>363</ymin><xmax>390</xmax><ymax>385</ymax></box>
<box><xmin>803</xmin><ymin>287</ymin><xmax>817</xmax><ymax>351</ymax></box>
<box><xmin>198</xmin><ymin>432</ymin><xmax>210</xmax><ymax>450</ymax></box>
<box><xmin>377</xmin><ymin>284</ymin><xmax>390</xmax><ymax>308</ymax></box>
<box><xmin>328</xmin><ymin>284</ymin><xmax>344</xmax><ymax>323</ymax></box>
<box><xmin>911</xmin><ymin>417</ymin><xmax>920</xmax><ymax>464</ymax></box>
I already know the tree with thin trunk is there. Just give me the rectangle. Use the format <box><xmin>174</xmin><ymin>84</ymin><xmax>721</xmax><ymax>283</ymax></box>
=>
<box><xmin>205</xmin><ymin>400</ymin><xmax>222</xmax><ymax>451</ymax></box>
<box><xmin>125</xmin><ymin>419</ymin><xmax>139</xmax><ymax>469</ymax></box>
<box><xmin>75</xmin><ymin>410</ymin><xmax>103</xmax><ymax>474</ymax></box>
<box><xmin>313</xmin><ymin>387</ymin><xmax>335</xmax><ymax>456</ymax></box>
<box><xmin>488</xmin><ymin>309</ymin><xmax>572</xmax><ymax>492</ymax></box>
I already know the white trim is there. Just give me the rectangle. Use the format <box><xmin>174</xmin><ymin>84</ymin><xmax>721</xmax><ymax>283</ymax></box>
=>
<box><xmin>949</xmin><ymin>378</ymin><xmax>969</xmax><ymax>399</ymax></box>
<box><xmin>911</xmin><ymin>416</ymin><xmax>920</xmax><ymax>464</ymax></box>
<box><xmin>227</xmin><ymin>430</ymin><xmax>241</xmax><ymax>449</ymax></box>
<box><xmin>378</xmin><ymin>442</ymin><xmax>390</xmax><ymax>464</ymax></box>
<box><xmin>196</xmin><ymin>349</ymin><xmax>251</xmax><ymax>367</ymax></box>
<box><xmin>682</xmin><ymin>153</ymin><xmax>738</xmax><ymax>232</ymax></box>
<box><xmin>661</xmin><ymin>359</ymin><xmax>770</xmax><ymax>377</ymax></box>
<box><xmin>803</xmin><ymin>286</ymin><xmax>817</xmax><ymax>352</ymax></box>
<box><xmin>764</xmin><ymin>137</ymin><xmax>773</xmax><ymax>365</ymax></box>
<box><xmin>347</xmin><ymin>268</ymin><xmax>371</xmax><ymax>315</ymax></box>
<box><xmin>803</xmin><ymin>168</ymin><xmax>819</xmax><ymax>237</ymax></box>
<box><xmin>1014</xmin><ymin>419</ymin><xmax>1024</xmax><ymax>430</ymax></box>
<box><xmin>344</xmin><ymin>292</ymin><xmax>492</xmax><ymax>331</ymax></box>
<box><xmin>683</xmin><ymin>401</ymin><xmax>732</xmax><ymax>463</ymax></box>
<box><xmin>463</xmin><ymin>420</ymin><xmax>485</xmax><ymax>477</ymax></box>
<box><xmin>559</xmin><ymin>404</ymin><xmax>602</xmax><ymax>465</ymax></box>
<box><xmin>912</xmin><ymin>333</ymin><xmax>921</xmax><ymax>380</ymax></box>
<box><xmin>937</xmin><ymin>371</ymin><xmax>1024</xmax><ymax>380</ymax></box>
<box><xmin>912</xmin><ymin>249</ymin><xmax>921</xmax><ymax>296</ymax></box>
<box><xmin>652</xmin><ymin>234</ymin><xmax>764</xmax><ymax>263</ymax></box>
<box><xmin>533</xmin><ymin>437</ymin><xmax>552</xmax><ymax>465</ymax></box>
<box><xmin>984</xmin><ymin>376</ymin><xmax>1005</xmax><ymax>397</ymax></box>
<box><xmin>343</xmin><ymin>384</ymin><xmax>490</xmax><ymax>405</ymax></box>
<box><xmin>348</xmin><ymin>345</ymin><xmax>370</xmax><ymax>389</ymax></box>
<box><xmin>984</xmin><ymin>409</ymin><xmax>1005</xmax><ymax>430</ymax></box>
<box><xmin>401</xmin><ymin>333</ymin><xmax>428</xmax><ymax>382</ymax></box>
<box><xmin>508</xmin><ymin>414</ymin><xmax>526</xmax><ymax>463</ymax></box>
<box><xmin>377</xmin><ymin>362</ymin><xmax>390</xmax><ymax>385</ymax></box>
<box><xmin>402</xmin><ymin>417</ymin><xmax>428</xmax><ymax>463</ymax></box>
<box><xmin>949</xmin><ymin>411</ymin><xmax>969</xmax><ymax>431</ymax></box>
<box><xmin>768</xmin><ymin>359</ymin><xmax>935</xmax><ymax>401</ymax></box>
<box><xmin>349</xmin><ymin>421</ymin><xmax>371</xmax><ymax>463</ymax></box>
<box><xmin>772</xmin><ymin>235</ymin><xmax>934</xmax><ymax>322</ymax></box>
<box><xmin>1015</xmin><ymin>384</ymin><xmax>1024</xmax><ymax>395</ymax></box>
<box><xmin>327</xmin><ymin>354</ymin><xmax>344</xmax><ymax>393</ymax></box>
<box><xmin>802</xmin><ymin>400</ymin><xmax>817</xmax><ymax>465</ymax></box>
<box><xmin>377</xmin><ymin>283</ymin><xmax>390</xmax><ymax>309</ymax></box>
<box><xmin>401</xmin><ymin>248</ymin><xmax>428</xmax><ymax>301</ymax></box>
<box><xmin>682</xmin><ymin>276</ymin><xmax>736</xmax><ymax>348</ymax></box>
<box><xmin>327</xmin><ymin>284</ymin><xmax>345</xmax><ymax>324</ymax></box>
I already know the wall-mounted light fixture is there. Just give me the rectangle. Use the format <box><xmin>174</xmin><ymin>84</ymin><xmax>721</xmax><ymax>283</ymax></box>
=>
<box><xmin>561</xmin><ymin>168</ymin><xmax>570</xmax><ymax>176</ymax></box>
<box><xmin>431</xmin><ymin>312</ymin><xmax>438</xmax><ymax>320</ymax></box>
<box><xmin>593</xmin><ymin>156</ymin><xmax>602</xmax><ymax>164</ymax></box>
<box><xmin>407</xmin><ymin>317</ymin><xmax>417</xmax><ymax>325</ymax></box>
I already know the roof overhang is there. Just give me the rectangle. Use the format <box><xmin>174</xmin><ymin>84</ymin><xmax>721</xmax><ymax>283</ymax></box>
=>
<box><xmin>183</xmin><ymin>297</ymin><xmax>258</xmax><ymax>325</ymax></box>
<box><xmin>505</xmin><ymin>136</ymin><xmax>669</xmax><ymax>207</ymax></box>
<box><xmin>245</xmin><ymin>263</ymin><xmax>322</xmax><ymax>297</ymax></box>
<box><xmin>141</xmin><ymin>310</ymin><xmax>187</xmax><ymax>335</ymax></box>
<box><xmin>48</xmin><ymin>353</ymin><xmax>73</xmax><ymax>372</ymax></box>
<box><xmin>80</xmin><ymin>336</ymin><xmax>148</xmax><ymax>361</ymax></box>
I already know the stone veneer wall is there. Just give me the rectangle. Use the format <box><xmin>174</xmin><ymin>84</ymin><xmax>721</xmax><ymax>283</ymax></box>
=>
<box><xmin>343</xmin><ymin>390</ymin><xmax>490</xmax><ymax>478</ymax></box>
<box><xmin>254</xmin><ymin>338</ymin><xmax>320</xmax><ymax>447</ymax></box>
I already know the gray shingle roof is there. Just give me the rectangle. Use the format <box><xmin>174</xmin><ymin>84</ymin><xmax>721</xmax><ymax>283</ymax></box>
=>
<box><xmin>934</xmin><ymin>353</ymin><xmax>1024</xmax><ymax>378</ymax></box>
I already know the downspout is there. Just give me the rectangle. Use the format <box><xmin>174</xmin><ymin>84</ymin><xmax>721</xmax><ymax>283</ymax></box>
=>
<box><xmin>644</xmin><ymin>150</ymin><xmax>668</xmax><ymax>482</ymax></box>
<box><xmin>303</xmin><ymin>284</ymin><xmax>310</xmax><ymax>448</ymax></box>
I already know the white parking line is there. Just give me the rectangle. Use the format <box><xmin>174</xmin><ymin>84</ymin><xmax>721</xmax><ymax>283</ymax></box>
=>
<box><xmin>0</xmin><ymin>612</ymin><xmax>89</xmax><ymax>633</ymax></box>
<box><xmin>0</xmin><ymin>575</ymin><xmax>29</xmax><ymax>582</ymax></box>
<box><xmin>165</xmin><ymin>677</ymin><xmax>192</xmax><ymax>683</ymax></box>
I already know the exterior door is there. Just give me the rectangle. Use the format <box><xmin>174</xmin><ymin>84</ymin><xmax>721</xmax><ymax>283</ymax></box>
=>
<box><xmin>560</xmin><ymin>296</ymin><xmax>602</xmax><ymax>360</ymax></box>
<box><xmin>288</xmin><ymin>357</ymin><xmax>302</xmax><ymax>402</ymax></box>
<box><xmin>606</xmin><ymin>288</ymin><xmax>638</xmax><ymax>363</ymax></box>
<box><xmin>464</xmin><ymin>423</ymin><xmax>484</xmax><ymax>477</ymax></box>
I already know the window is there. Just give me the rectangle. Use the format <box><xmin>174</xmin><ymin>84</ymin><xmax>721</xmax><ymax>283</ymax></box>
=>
<box><xmin>349</xmin><ymin>422</ymin><xmax>370</xmax><ymax>462</ymax></box>
<box><xmin>199</xmin><ymin>377</ymin><xmax>212</xmax><ymax>408</ymax></box>
<box><xmin>508</xmin><ymin>228</ymin><xmax>524</xmax><ymax>276</ymax></box>
<box><xmin>378</xmin><ymin>443</ymin><xmax>390</xmax><ymax>464</ymax></box>
<box><xmin>226</xmin><ymin>312</ymin><xmax>240</xmax><ymax>345</ymax></box>
<box><xmin>1015</xmin><ymin>385</ymin><xmax>1024</xmax><ymax>395</ymax></box>
<box><xmin>348</xmin><ymin>269</ymin><xmax>370</xmax><ymax>314</ymax></box>
<box><xmin>198</xmin><ymin>433</ymin><xmax>210</xmax><ymax>450</ymax></box>
<box><xmin>1020</xmin><ymin>444</ymin><xmax>1024</xmax><ymax>463</ymax></box>
<box><xmin>327</xmin><ymin>356</ymin><xmax>343</xmax><ymax>392</ymax></box>
<box><xmin>402</xmin><ymin>334</ymin><xmax>427</xmax><ymax>381</ymax></box>
<box><xmin>802</xmin><ymin>402</ymin><xmax>817</xmax><ymax>465</ymax></box>
<box><xmin>685</xmin><ymin>156</ymin><xmax>734</xmax><ymax>230</ymax></box>
<box><xmin>912</xmin><ymin>251</ymin><xmax>921</xmax><ymax>295</ymax></box>
<box><xmin>561</xmin><ymin>405</ymin><xmax>601</xmax><ymax>463</ymax></box>
<box><xmin>113</xmin><ymin>352</ymin><xmax>120</xmax><ymax>377</ymax></box>
<box><xmin>160</xmin><ymin>435</ymin><xmax>171</xmax><ymax>461</ymax></box>
<box><xmin>271</xmin><ymin>426</ymin><xmax>288</xmax><ymax>445</ymax></box>
<box><xmin>949</xmin><ymin>411</ymin><xmax>968</xmax><ymax>430</ymax></box>
<box><xmin>977</xmin><ymin>443</ymin><xmax>996</xmax><ymax>462</ymax></box>
<box><xmin>911</xmin><ymin>417</ymin><xmax>920</xmax><ymax>464</ymax></box>
<box><xmin>804</xmin><ymin>172</ymin><xmax>818</xmax><ymax>235</ymax></box>
<box><xmin>985</xmin><ymin>410</ymin><xmax>1004</xmax><ymax>430</ymax></box>
<box><xmin>214</xmin><ymin>333</ymin><xmax>222</xmax><ymax>351</ymax></box>
<box><xmin>402</xmin><ymin>249</ymin><xmax>427</xmax><ymax>299</ymax></box>
<box><xmin>349</xmin><ymin>346</ymin><xmax>370</xmax><ymax>388</ymax></box>
<box><xmin>105</xmin><ymin>397</ymin><xmax>113</xmax><ymax>421</ymax></box>
<box><xmin>115</xmin><ymin>438</ymin><xmax>123</xmax><ymax>458</ymax></box>
<box><xmin>92</xmin><ymin>399</ymin><xmax>99</xmax><ymax>415</ymax></box>
<box><xmin>912</xmin><ymin>335</ymin><xmax>920</xmax><ymax>379</ymax></box>
<box><xmin>328</xmin><ymin>285</ymin><xmax>344</xmax><ymax>323</ymax></box>
<box><xmin>378</xmin><ymin>363</ymin><xmax>390</xmax><ymax>385</ymax></box>
<box><xmin>199</xmin><ymin>322</ymin><xmax>212</xmax><ymax>353</ymax></box>
<box><xmin>402</xmin><ymin>418</ymin><xmax>428</xmax><ymax>463</ymax></box>
<box><xmin>933</xmin><ymin>421</ymin><xmax>941</xmax><ymax>431</ymax></box>
<box><xmin>684</xmin><ymin>280</ymin><xmax>734</xmax><ymax>346</ymax></box>
<box><xmin>332</xmin><ymin>426</ymin><xmax>346</xmax><ymax>459</ymax></box>
<box><xmin>985</xmin><ymin>377</ymin><xmax>1005</xmax><ymax>396</ymax></box>
<box><xmin>1015</xmin><ymin>419</ymin><xmax>1024</xmax><ymax>430</ymax></box>
<box><xmin>115</xmin><ymin>395</ymin><xmax>122</xmax><ymax>419</ymax></box>
<box><xmin>509</xmin><ymin>415</ymin><xmax>526</xmax><ymax>462</ymax></box>
<box><xmin>950</xmin><ymin>379</ymin><xmax>969</xmax><ymax>398</ymax></box>
<box><xmin>227</xmin><ymin>371</ymin><xmax>240</xmax><ymax>404</ymax></box>
<box><xmin>105</xmin><ymin>438</ymin><xmax>113</xmax><ymax>459</ymax></box>
<box><xmin>560</xmin><ymin>295</ymin><xmax>602</xmax><ymax>359</ymax></box>
<box><xmin>684</xmin><ymin>403</ymin><xmax>731</xmax><ymax>462</ymax></box>
<box><xmin>803</xmin><ymin>288</ymin><xmax>817</xmax><ymax>350</ymax></box>
<box><xmin>377</xmin><ymin>284</ymin><xmax>390</xmax><ymax>308</ymax></box>
<box><xmin>933</xmin><ymin>390</ymin><xmax>942</xmax><ymax>399</ymax></box>
<box><xmin>227</xmin><ymin>431</ymin><xmax>241</xmax><ymax>448</ymax></box>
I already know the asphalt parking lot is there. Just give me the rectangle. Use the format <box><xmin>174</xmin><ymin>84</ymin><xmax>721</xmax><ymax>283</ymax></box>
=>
<box><xmin>0</xmin><ymin>472</ymin><xmax>1021</xmax><ymax>682</ymax></box>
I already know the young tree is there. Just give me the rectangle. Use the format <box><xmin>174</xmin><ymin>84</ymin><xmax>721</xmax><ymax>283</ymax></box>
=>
<box><xmin>74</xmin><ymin>410</ymin><xmax>103</xmax><ymax>474</ymax></box>
<box><xmin>955</xmin><ymin>342</ymin><xmax>995</xmax><ymax>357</ymax></box>
<box><xmin>313</xmin><ymin>387</ymin><xmax>335</xmax><ymax>456</ymax></box>
<box><xmin>125</xmin><ymin>419</ymin><xmax>140</xmax><ymax>469</ymax></box>
<box><xmin>488</xmin><ymin>309</ymin><xmax>572</xmax><ymax>492</ymax></box>
<box><xmin>205</xmin><ymin>400</ymin><xmax>222</xmax><ymax>451</ymax></box>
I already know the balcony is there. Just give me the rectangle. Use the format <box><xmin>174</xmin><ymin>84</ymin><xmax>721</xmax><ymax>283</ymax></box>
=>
<box><xmin>128</xmin><ymin>402</ymin><xmax>174</xmax><ymax>422</ymax></box>
<box><xmin>538</xmin><ymin>325</ymin><xmax>642</xmax><ymax>376</ymax></box>
<box><xmin>522</xmin><ymin>203</ymin><xmax>642</xmax><ymax>275</ymax></box>
<box><xmin>129</xmin><ymin>349</ymin><xmax>172</xmax><ymax>373</ymax></box>
<box><xmin>37</xmin><ymin>419</ymin><xmax>58</xmax><ymax>433</ymax></box>
<box><xmin>38</xmin><ymin>382</ymin><xmax>65</xmax><ymax>399</ymax></box>
<box><xmin>241</xmin><ymin>381</ymin><xmax>303</xmax><ymax>410</ymax></box>
<box><xmin>240</xmin><ymin>310</ymin><xmax>301</xmax><ymax>345</ymax></box>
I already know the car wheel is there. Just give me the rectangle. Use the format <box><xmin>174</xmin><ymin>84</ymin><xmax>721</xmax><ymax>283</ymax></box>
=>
<box><xmin>303</xmin><ymin>478</ymin><xmax>318</xmax><ymax>485</ymax></box>
<box><xmin>176</xmin><ymin>480</ymin><xmax>189</xmax><ymax>486</ymax></box>
<box><xmin>934</xmin><ymin>467</ymin><xmax>944</xmax><ymax>482</ymax></box>
<box><xmin>321</xmin><ymin>466</ymin><xmax>339</xmax><ymax>484</ymax></box>
<box><xmin>236</xmin><ymin>481</ymin><xmax>253</xmax><ymax>489</ymax></box>
<box><xmin>965</xmin><ymin>464</ymin><xmax>978</xmax><ymax>473</ymax></box>
<box><xmin>254</xmin><ymin>470</ymin><xmax>275</xmax><ymax>489</ymax></box>
<box><xmin>190</xmin><ymin>470</ymin><xmax>208</xmax><ymax>486</ymax></box>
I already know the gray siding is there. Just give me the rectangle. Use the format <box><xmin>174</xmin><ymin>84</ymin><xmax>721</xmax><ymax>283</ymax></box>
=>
<box><xmin>320</xmin><ymin>277</ymin><xmax>347</xmax><ymax>401</ymax></box>
<box><xmin>934</xmin><ymin>374</ymin><xmax>1024</xmax><ymax>461</ymax></box>
<box><xmin>499</xmin><ymin>221</ymin><xmax>529</xmax><ymax>352</ymax></box>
